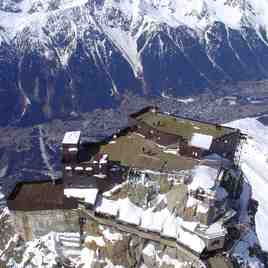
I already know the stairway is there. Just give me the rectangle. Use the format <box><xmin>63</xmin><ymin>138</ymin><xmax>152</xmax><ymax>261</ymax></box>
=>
<box><xmin>57</xmin><ymin>232</ymin><xmax>82</xmax><ymax>258</ymax></box>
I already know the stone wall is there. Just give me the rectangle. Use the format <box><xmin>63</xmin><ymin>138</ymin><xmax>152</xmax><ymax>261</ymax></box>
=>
<box><xmin>10</xmin><ymin>209</ymin><xmax>79</xmax><ymax>241</ymax></box>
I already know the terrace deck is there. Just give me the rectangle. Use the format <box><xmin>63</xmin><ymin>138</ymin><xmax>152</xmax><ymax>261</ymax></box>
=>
<box><xmin>134</xmin><ymin>111</ymin><xmax>234</xmax><ymax>140</ymax></box>
<box><xmin>98</xmin><ymin>132</ymin><xmax>198</xmax><ymax>172</ymax></box>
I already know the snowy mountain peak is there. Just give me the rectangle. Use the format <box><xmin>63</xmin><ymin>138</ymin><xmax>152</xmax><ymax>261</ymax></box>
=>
<box><xmin>93</xmin><ymin>0</ymin><xmax>268</xmax><ymax>32</ymax></box>
<box><xmin>1</xmin><ymin>0</ymin><xmax>268</xmax><ymax>39</ymax></box>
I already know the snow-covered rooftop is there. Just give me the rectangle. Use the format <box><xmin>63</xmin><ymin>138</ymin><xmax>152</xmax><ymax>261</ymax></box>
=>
<box><xmin>162</xmin><ymin>213</ymin><xmax>181</xmax><ymax>239</ymax></box>
<box><xmin>140</xmin><ymin>208</ymin><xmax>170</xmax><ymax>233</ymax></box>
<box><xmin>64</xmin><ymin>188</ymin><xmax>98</xmax><ymax>205</ymax></box>
<box><xmin>181</xmin><ymin>221</ymin><xmax>198</xmax><ymax>233</ymax></box>
<box><xmin>95</xmin><ymin>197</ymin><xmax>119</xmax><ymax>217</ymax></box>
<box><xmin>75</xmin><ymin>166</ymin><xmax>83</xmax><ymax>171</ymax></box>
<box><xmin>204</xmin><ymin>222</ymin><xmax>227</xmax><ymax>238</ymax></box>
<box><xmin>189</xmin><ymin>133</ymin><xmax>213</xmax><ymax>150</ymax></box>
<box><xmin>178</xmin><ymin>228</ymin><xmax>206</xmax><ymax>254</ymax></box>
<box><xmin>189</xmin><ymin>165</ymin><xmax>219</xmax><ymax>192</ymax></box>
<box><xmin>85</xmin><ymin>189</ymin><xmax>99</xmax><ymax>205</ymax></box>
<box><xmin>62</xmin><ymin>131</ymin><xmax>81</xmax><ymax>145</ymax></box>
<box><xmin>68</xmin><ymin>147</ymin><xmax>78</xmax><ymax>152</ymax></box>
<box><xmin>182</xmin><ymin>218</ymin><xmax>227</xmax><ymax>240</ymax></box>
<box><xmin>118</xmin><ymin>198</ymin><xmax>142</xmax><ymax>226</ymax></box>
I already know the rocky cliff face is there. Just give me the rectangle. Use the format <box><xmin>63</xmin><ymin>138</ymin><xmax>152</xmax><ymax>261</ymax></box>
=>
<box><xmin>0</xmin><ymin>207</ymin><xmax>195</xmax><ymax>268</ymax></box>
<box><xmin>2</xmin><ymin>0</ymin><xmax>268</xmax><ymax>125</ymax></box>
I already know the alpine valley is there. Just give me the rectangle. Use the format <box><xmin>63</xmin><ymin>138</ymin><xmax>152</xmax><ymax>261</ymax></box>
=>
<box><xmin>2</xmin><ymin>0</ymin><xmax>268</xmax><ymax>125</ymax></box>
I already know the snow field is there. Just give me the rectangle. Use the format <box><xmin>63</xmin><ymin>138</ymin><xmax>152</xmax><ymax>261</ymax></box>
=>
<box><xmin>226</xmin><ymin>118</ymin><xmax>268</xmax><ymax>251</ymax></box>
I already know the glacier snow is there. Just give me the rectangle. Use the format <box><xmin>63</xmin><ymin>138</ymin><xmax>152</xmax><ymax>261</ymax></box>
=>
<box><xmin>226</xmin><ymin>117</ymin><xmax>268</xmax><ymax>252</ymax></box>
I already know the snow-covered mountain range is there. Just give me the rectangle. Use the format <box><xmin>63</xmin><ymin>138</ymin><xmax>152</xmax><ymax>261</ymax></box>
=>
<box><xmin>2</xmin><ymin>0</ymin><xmax>268</xmax><ymax>125</ymax></box>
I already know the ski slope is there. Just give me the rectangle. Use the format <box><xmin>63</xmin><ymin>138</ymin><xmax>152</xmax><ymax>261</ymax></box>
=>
<box><xmin>226</xmin><ymin>117</ymin><xmax>268</xmax><ymax>252</ymax></box>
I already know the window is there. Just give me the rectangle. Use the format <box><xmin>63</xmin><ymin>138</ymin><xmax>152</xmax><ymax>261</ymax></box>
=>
<box><xmin>211</xmin><ymin>240</ymin><xmax>221</xmax><ymax>247</ymax></box>
<box><xmin>65</xmin><ymin>166</ymin><xmax>72</xmax><ymax>176</ymax></box>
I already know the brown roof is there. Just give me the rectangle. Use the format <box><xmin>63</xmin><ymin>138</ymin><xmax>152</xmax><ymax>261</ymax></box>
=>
<box><xmin>7</xmin><ymin>180</ymin><xmax>78</xmax><ymax>211</ymax></box>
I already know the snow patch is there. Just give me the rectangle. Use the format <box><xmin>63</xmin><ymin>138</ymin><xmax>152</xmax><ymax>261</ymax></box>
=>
<box><xmin>189</xmin><ymin>133</ymin><xmax>213</xmax><ymax>150</ymax></box>
<box><xmin>162</xmin><ymin>213</ymin><xmax>181</xmax><ymax>239</ymax></box>
<box><xmin>101</xmin><ymin>25</ymin><xmax>143</xmax><ymax>78</ymax></box>
<box><xmin>0</xmin><ymin>207</ymin><xmax>9</xmax><ymax>220</ymax></box>
<box><xmin>85</xmin><ymin>235</ymin><xmax>105</xmax><ymax>247</ymax></box>
<box><xmin>102</xmin><ymin>228</ymin><xmax>123</xmax><ymax>243</ymax></box>
<box><xmin>64</xmin><ymin>188</ymin><xmax>99</xmax><ymax>205</ymax></box>
<box><xmin>142</xmin><ymin>242</ymin><xmax>156</xmax><ymax>257</ymax></box>
<box><xmin>178</xmin><ymin>228</ymin><xmax>206</xmax><ymax>254</ymax></box>
<box><xmin>162</xmin><ymin>254</ymin><xmax>183</xmax><ymax>267</ymax></box>
<box><xmin>80</xmin><ymin>247</ymin><xmax>95</xmax><ymax>268</ymax></box>
<box><xmin>95</xmin><ymin>197</ymin><xmax>119</xmax><ymax>217</ymax></box>
<box><xmin>103</xmin><ymin>181</ymin><xmax>127</xmax><ymax>197</ymax></box>
<box><xmin>140</xmin><ymin>208</ymin><xmax>170</xmax><ymax>233</ymax></box>
<box><xmin>189</xmin><ymin>165</ymin><xmax>218</xmax><ymax>192</ymax></box>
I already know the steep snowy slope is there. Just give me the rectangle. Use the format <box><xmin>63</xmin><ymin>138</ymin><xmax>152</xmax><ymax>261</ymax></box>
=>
<box><xmin>226</xmin><ymin>117</ymin><xmax>268</xmax><ymax>252</ymax></box>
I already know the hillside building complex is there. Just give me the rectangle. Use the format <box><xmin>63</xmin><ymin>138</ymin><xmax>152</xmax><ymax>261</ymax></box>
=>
<box><xmin>7</xmin><ymin>107</ymin><xmax>245</xmax><ymax>257</ymax></box>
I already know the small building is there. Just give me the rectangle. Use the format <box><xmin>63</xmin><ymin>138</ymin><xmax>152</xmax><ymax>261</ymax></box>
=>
<box><xmin>182</xmin><ymin>163</ymin><xmax>242</xmax><ymax>226</ymax></box>
<box><xmin>62</xmin><ymin>131</ymin><xmax>81</xmax><ymax>163</ymax></box>
<box><xmin>182</xmin><ymin>220</ymin><xmax>227</xmax><ymax>252</ymax></box>
<box><xmin>7</xmin><ymin>180</ymin><xmax>79</xmax><ymax>241</ymax></box>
